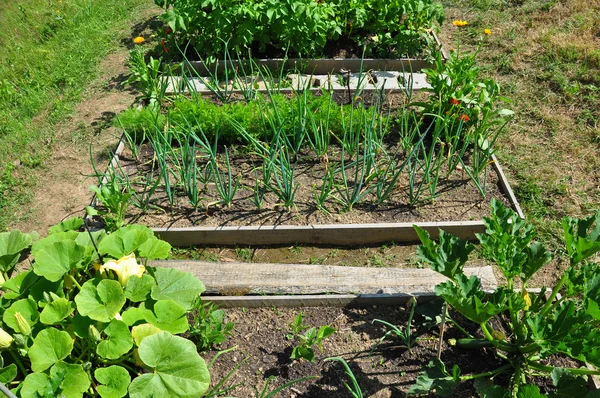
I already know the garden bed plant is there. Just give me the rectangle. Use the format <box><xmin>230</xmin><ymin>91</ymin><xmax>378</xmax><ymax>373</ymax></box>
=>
<box><xmin>100</xmin><ymin>40</ymin><xmax>515</xmax><ymax>233</ymax></box>
<box><xmin>0</xmin><ymin>220</ymin><xmax>212</xmax><ymax>397</ymax></box>
<box><xmin>153</xmin><ymin>0</ymin><xmax>445</xmax><ymax>61</ymax></box>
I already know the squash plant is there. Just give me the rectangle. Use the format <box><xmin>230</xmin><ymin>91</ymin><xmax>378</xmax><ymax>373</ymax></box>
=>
<box><xmin>0</xmin><ymin>220</ymin><xmax>209</xmax><ymax>397</ymax></box>
<box><xmin>410</xmin><ymin>199</ymin><xmax>600</xmax><ymax>396</ymax></box>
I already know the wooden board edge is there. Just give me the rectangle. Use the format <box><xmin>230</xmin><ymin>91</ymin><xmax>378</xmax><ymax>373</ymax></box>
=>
<box><xmin>492</xmin><ymin>154</ymin><xmax>525</xmax><ymax>219</ymax></box>
<box><xmin>200</xmin><ymin>293</ymin><xmax>437</xmax><ymax>308</ymax></box>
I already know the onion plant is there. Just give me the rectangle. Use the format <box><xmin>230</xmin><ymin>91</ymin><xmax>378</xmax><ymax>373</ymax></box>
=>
<box><xmin>313</xmin><ymin>167</ymin><xmax>335</xmax><ymax>214</ymax></box>
<box><xmin>268</xmin><ymin>142</ymin><xmax>298</xmax><ymax>210</ymax></box>
<box><xmin>334</xmin><ymin>138</ymin><xmax>377</xmax><ymax>212</ymax></box>
<box><xmin>208</xmin><ymin>146</ymin><xmax>240</xmax><ymax>209</ymax></box>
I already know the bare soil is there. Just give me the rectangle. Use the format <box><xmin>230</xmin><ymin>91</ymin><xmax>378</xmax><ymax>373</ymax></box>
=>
<box><xmin>119</xmin><ymin>143</ymin><xmax>511</xmax><ymax>229</ymax></box>
<box><xmin>201</xmin><ymin>304</ymin><xmax>583</xmax><ymax>397</ymax></box>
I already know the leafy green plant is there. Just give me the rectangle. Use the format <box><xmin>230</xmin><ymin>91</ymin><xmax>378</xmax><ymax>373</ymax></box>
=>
<box><xmin>125</xmin><ymin>46</ymin><xmax>169</xmax><ymax>108</ymax></box>
<box><xmin>154</xmin><ymin>0</ymin><xmax>444</xmax><ymax>59</ymax></box>
<box><xmin>0</xmin><ymin>221</ymin><xmax>211</xmax><ymax>397</ymax></box>
<box><xmin>409</xmin><ymin>199</ymin><xmax>600</xmax><ymax>396</ymax></box>
<box><xmin>189</xmin><ymin>300</ymin><xmax>235</xmax><ymax>352</ymax></box>
<box><xmin>286</xmin><ymin>312</ymin><xmax>336</xmax><ymax>362</ymax></box>
<box><xmin>86</xmin><ymin>171</ymin><xmax>133</xmax><ymax>232</ymax></box>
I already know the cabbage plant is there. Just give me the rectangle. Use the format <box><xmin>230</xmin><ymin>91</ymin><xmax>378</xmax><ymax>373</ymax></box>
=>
<box><xmin>410</xmin><ymin>199</ymin><xmax>600</xmax><ymax>397</ymax></box>
<box><xmin>0</xmin><ymin>220</ymin><xmax>209</xmax><ymax>398</ymax></box>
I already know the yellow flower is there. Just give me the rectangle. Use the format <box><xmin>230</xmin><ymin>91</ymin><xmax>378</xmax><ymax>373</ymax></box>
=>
<box><xmin>0</xmin><ymin>328</ymin><xmax>13</xmax><ymax>349</ymax></box>
<box><xmin>484</xmin><ymin>28</ymin><xmax>492</xmax><ymax>35</ymax></box>
<box><xmin>14</xmin><ymin>312</ymin><xmax>31</xmax><ymax>336</ymax></box>
<box><xmin>99</xmin><ymin>253</ymin><xmax>146</xmax><ymax>286</ymax></box>
<box><xmin>522</xmin><ymin>288</ymin><xmax>532</xmax><ymax>311</ymax></box>
<box><xmin>133</xmin><ymin>36</ymin><xmax>145</xmax><ymax>45</ymax></box>
<box><xmin>56</xmin><ymin>9</ymin><xmax>60</xmax><ymax>13</ymax></box>
<box><xmin>452</xmin><ymin>20</ymin><xmax>468</xmax><ymax>27</ymax></box>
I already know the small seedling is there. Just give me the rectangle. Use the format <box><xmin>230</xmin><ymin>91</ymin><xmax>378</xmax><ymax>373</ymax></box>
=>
<box><xmin>286</xmin><ymin>312</ymin><xmax>336</xmax><ymax>362</ymax></box>
<box><xmin>372</xmin><ymin>296</ymin><xmax>418</xmax><ymax>352</ymax></box>
<box><xmin>189</xmin><ymin>299</ymin><xmax>235</xmax><ymax>352</ymax></box>
<box><xmin>325</xmin><ymin>357</ymin><xmax>364</xmax><ymax>398</ymax></box>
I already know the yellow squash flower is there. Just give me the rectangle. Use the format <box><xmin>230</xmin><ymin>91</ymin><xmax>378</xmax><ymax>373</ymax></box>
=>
<box><xmin>99</xmin><ymin>253</ymin><xmax>146</xmax><ymax>287</ymax></box>
<box><xmin>452</xmin><ymin>20</ymin><xmax>468</xmax><ymax>27</ymax></box>
<box><xmin>0</xmin><ymin>328</ymin><xmax>13</xmax><ymax>349</ymax></box>
<box><xmin>133</xmin><ymin>36</ymin><xmax>145</xmax><ymax>45</ymax></box>
<box><xmin>484</xmin><ymin>28</ymin><xmax>492</xmax><ymax>35</ymax></box>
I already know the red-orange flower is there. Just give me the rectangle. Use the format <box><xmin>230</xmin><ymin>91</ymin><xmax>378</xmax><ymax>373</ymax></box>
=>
<box><xmin>165</xmin><ymin>27</ymin><xmax>172</xmax><ymax>35</ymax></box>
<box><xmin>449</xmin><ymin>98</ymin><xmax>460</xmax><ymax>106</ymax></box>
<box><xmin>458</xmin><ymin>114</ymin><xmax>470</xmax><ymax>122</ymax></box>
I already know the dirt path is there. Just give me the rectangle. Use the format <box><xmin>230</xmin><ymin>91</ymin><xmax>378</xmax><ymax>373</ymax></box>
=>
<box><xmin>9</xmin><ymin>39</ymin><xmax>142</xmax><ymax>234</ymax></box>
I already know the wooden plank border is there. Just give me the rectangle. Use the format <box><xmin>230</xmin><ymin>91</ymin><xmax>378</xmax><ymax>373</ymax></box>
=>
<box><xmin>178</xmin><ymin>32</ymin><xmax>446</xmax><ymax>77</ymax></box>
<box><xmin>199</xmin><ymin>293</ymin><xmax>437</xmax><ymax>308</ymax></box>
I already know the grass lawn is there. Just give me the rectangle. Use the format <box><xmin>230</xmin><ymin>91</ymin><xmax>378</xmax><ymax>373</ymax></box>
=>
<box><xmin>440</xmin><ymin>0</ymin><xmax>600</xmax><ymax>248</ymax></box>
<box><xmin>0</xmin><ymin>0</ymin><xmax>154</xmax><ymax>229</ymax></box>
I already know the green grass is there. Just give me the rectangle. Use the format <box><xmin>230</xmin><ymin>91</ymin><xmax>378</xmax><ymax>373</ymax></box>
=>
<box><xmin>0</xmin><ymin>0</ymin><xmax>153</xmax><ymax>229</ymax></box>
<box><xmin>442</xmin><ymin>0</ymin><xmax>600</xmax><ymax>252</ymax></box>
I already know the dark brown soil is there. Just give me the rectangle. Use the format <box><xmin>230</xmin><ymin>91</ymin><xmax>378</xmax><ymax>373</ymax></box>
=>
<box><xmin>199</xmin><ymin>304</ymin><xmax>585</xmax><ymax>397</ymax></box>
<box><xmin>119</xmin><ymin>144</ymin><xmax>511</xmax><ymax>229</ymax></box>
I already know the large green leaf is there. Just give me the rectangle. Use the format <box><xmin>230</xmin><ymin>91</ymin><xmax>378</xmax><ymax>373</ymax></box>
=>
<box><xmin>33</xmin><ymin>240</ymin><xmax>86</xmax><ymax>282</ymax></box>
<box><xmin>40</xmin><ymin>296</ymin><xmax>75</xmax><ymax>325</ymax></box>
<box><xmin>131</xmin><ymin>323</ymin><xmax>161</xmax><ymax>347</ymax></box>
<box><xmin>477</xmin><ymin>199</ymin><xmax>538</xmax><ymax>281</ymax></box>
<box><xmin>31</xmin><ymin>231</ymin><xmax>78</xmax><ymax>255</ymax></box>
<box><xmin>0</xmin><ymin>364</ymin><xmax>17</xmax><ymax>384</ymax></box>
<box><xmin>2</xmin><ymin>297</ymin><xmax>39</xmax><ymax>334</ymax></box>
<box><xmin>95</xmin><ymin>366</ymin><xmax>131</xmax><ymax>398</ymax></box>
<box><xmin>473</xmin><ymin>378</ymin><xmax>508</xmax><ymax>398</ymax></box>
<box><xmin>129</xmin><ymin>331</ymin><xmax>210</xmax><ymax>398</ymax></box>
<box><xmin>414</xmin><ymin>226</ymin><xmax>474</xmax><ymax>280</ymax></box>
<box><xmin>125</xmin><ymin>273</ymin><xmax>155</xmax><ymax>302</ymax></box>
<box><xmin>408</xmin><ymin>358</ymin><xmax>461</xmax><ymax>397</ymax></box>
<box><xmin>435</xmin><ymin>276</ymin><xmax>508</xmax><ymax>324</ymax></box>
<box><xmin>74</xmin><ymin>279</ymin><xmax>126</xmax><ymax>323</ymax></box>
<box><xmin>151</xmin><ymin>267</ymin><xmax>205</xmax><ymax>310</ymax></box>
<box><xmin>28</xmin><ymin>328</ymin><xmax>73</xmax><ymax>372</ymax></box>
<box><xmin>562</xmin><ymin>212</ymin><xmax>600</xmax><ymax>265</ymax></box>
<box><xmin>21</xmin><ymin>372</ymin><xmax>54</xmax><ymax>398</ymax></box>
<box><xmin>97</xmin><ymin>319</ymin><xmax>133</xmax><ymax>360</ymax></box>
<box><xmin>0</xmin><ymin>230</ymin><xmax>33</xmax><ymax>272</ymax></box>
<box><xmin>144</xmin><ymin>300</ymin><xmax>189</xmax><ymax>334</ymax></box>
<box><xmin>98</xmin><ymin>225</ymin><xmax>154</xmax><ymax>259</ymax></box>
<box><xmin>138</xmin><ymin>238</ymin><xmax>171</xmax><ymax>260</ymax></box>
<box><xmin>48</xmin><ymin>217</ymin><xmax>84</xmax><ymax>234</ymax></box>
<box><xmin>50</xmin><ymin>362</ymin><xmax>91</xmax><ymax>398</ymax></box>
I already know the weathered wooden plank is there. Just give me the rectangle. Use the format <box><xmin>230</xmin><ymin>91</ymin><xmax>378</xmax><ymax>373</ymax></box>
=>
<box><xmin>200</xmin><ymin>293</ymin><xmax>437</xmax><ymax>308</ymax></box>
<box><xmin>492</xmin><ymin>154</ymin><xmax>525</xmax><ymax>219</ymax></box>
<box><xmin>150</xmin><ymin>261</ymin><xmax>497</xmax><ymax>295</ymax></box>
<box><xmin>153</xmin><ymin>220</ymin><xmax>486</xmax><ymax>247</ymax></box>
<box><xmin>182</xmin><ymin>58</ymin><xmax>433</xmax><ymax>77</ymax></box>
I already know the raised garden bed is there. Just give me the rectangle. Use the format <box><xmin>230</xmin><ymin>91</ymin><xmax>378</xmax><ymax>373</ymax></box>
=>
<box><xmin>95</xmin><ymin>137</ymin><xmax>522</xmax><ymax>247</ymax></box>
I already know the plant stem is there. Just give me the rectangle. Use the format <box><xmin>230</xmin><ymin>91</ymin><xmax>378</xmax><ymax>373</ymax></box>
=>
<box><xmin>69</xmin><ymin>274</ymin><xmax>83</xmax><ymax>290</ymax></box>
<box><xmin>527</xmin><ymin>360</ymin><xmax>600</xmax><ymax>376</ymax></box>
<box><xmin>539</xmin><ymin>271</ymin><xmax>568</xmax><ymax>317</ymax></box>
<box><xmin>460</xmin><ymin>364</ymin><xmax>512</xmax><ymax>381</ymax></box>
<box><xmin>9</xmin><ymin>349</ymin><xmax>27</xmax><ymax>377</ymax></box>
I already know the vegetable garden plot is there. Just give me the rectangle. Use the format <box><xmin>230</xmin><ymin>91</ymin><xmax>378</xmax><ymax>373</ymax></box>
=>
<box><xmin>97</xmin><ymin>87</ymin><xmax>522</xmax><ymax>246</ymax></box>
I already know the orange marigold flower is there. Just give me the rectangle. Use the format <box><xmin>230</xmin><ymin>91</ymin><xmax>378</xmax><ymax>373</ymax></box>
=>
<box><xmin>449</xmin><ymin>98</ymin><xmax>460</xmax><ymax>106</ymax></box>
<box><xmin>484</xmin><ymin>28</ymin><xmax>492</xmax><ymax>35</ymax></box>
<box><xmin>458</xmin><ymin>114</ymin><xmax>470</xmax><ymax>122</ymax></box>
<box><xmin>133</xmin><ymin>36</ymin><xmax>145</xmax><ymax>44</ymax></box>
<box><xmin>452</xmin><ymin>20</ymin><xmax>468</xmax><ymax>27</ymax></box>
